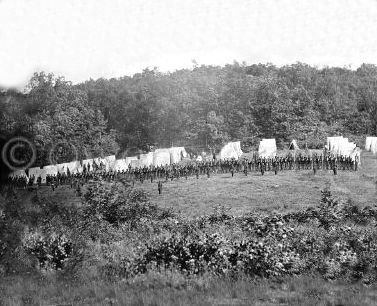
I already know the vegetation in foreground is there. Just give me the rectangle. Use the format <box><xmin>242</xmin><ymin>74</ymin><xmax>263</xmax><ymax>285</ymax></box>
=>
<box><xmin>2</xmin><ymin>173</ymin><xmax>377</xmax><ymax>305</ymax></box>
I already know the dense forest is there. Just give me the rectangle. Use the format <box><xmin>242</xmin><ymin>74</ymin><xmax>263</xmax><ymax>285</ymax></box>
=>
<box><xmin>1</xmin><ymin>62</ymin><xmax>377</xmax><ymax>167</ymax></box>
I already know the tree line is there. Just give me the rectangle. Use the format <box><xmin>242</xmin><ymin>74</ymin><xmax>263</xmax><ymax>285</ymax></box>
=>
<box><xmin>1</xmin><ymin>62</ymin><xmax>377</xmax><ymax>167</ymax></box>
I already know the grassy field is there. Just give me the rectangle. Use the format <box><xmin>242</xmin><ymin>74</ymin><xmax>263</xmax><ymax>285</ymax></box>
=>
<box><xmin>1</xmin><ymin>273</ymin><xmax>377</xmax><ymax>306</ymax></box>
<box><xmin>21</xmin><ymin>151</ymin><xmax>377</xmax><ymax>217</ymax></box>
<box><xmin>136</xmin><ymin>151</ymin><xmax>377</xmax><ymax>217</ymax></box>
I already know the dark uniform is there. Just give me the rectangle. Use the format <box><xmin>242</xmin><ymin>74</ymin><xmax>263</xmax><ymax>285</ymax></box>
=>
<box><xmin>158</xmin><ymin>181</ymin><xmax>162</xmax><ymax>194</ymax></box>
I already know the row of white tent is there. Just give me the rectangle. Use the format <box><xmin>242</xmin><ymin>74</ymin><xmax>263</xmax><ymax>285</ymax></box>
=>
<box><xmin>365</xmin><ymin>137</ymin><xmax>377</xmax><ymax>154</ymax></box>
<box><xmin>258</xmin><ymin>139</ymin><xmax>277</xmax><ymax>158</ymax></box>
<box><xmin>9</xmin><ymin>137</ymin><xmax>365</xmax><ymax>184</ymax></box>
<box><xmin>326</xmin><ymin>137</ymin><xmax>358</xmax><ymax>156</ymax></box>
<box><xmin>257</xmin><ymin>137</ymin><xmax>361</xmax><ymax>161</ymax></box>
<box><xmin>219</xmin><ymin>141</ymin><xmax>243</xmax><ymax>160</ymax></box>
<box><xmin>9</xmin><ymin>147</ymin><xmax>188</xmax><ymax>184</ymax></box>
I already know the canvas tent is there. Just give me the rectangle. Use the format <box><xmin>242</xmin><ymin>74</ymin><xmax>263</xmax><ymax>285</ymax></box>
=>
<box><xmin>365</xmin><ymin>137</ymin><xmax>375</xmax><ymax>151</ymax></box>
<box><xmin>130</xmin><ymin>159</ymin><xmax>141</xmax><ymax>168</ymax></box>
<box><xmin>365</xmin><ymin>137</ymin><xmax>377</xmax><ymax>154</ymax></box>
<box><xmin>258</xmin><ymin>139</ymin><xmax>277</xmax><ymax>158</ymax></box>
<box><xmin>9</xmin><ymin>170</ymin><xmax>29</xmax><ymax>182</ymax></box>
<box><xmin>169</xmin><ymin>147</ymin><xmax>187</xmax><ymax>164</ymax></box>
<box><xmin>113</xmin><ymin>159</ymin><xmax>129</xmax><ymax>172</ymax></box>
<box><xmin>103</xmin><ymin>155</ymin><xmax>116</xmax><ymax>170</ymax></box>
<box><xmin>43</xmin><ymin>165</ymin><xmax>58</xmax><ymax>176</ymax></box>
<box><xmin>153</xmin><ymin>149</ymin><xmax>171</xmax><ymax>166</ymax></box>
<box><xmin>219</xmin><ymin>141</ymin><xmax>243</xmax><ymax>160</ymax></box>
<box><xmin>139</xmin><ymin>152</ymin><xmax>154</xmax><ymax>167</ymax></box>
<box><xmin>289</xmin><ymin>139</ymin><xmax>299</xmax><ymax>150</ymax></box>
<box><xmin>125</xmin><ymin>156</ymin><xmax>138</xmax><ymax>168</ymax></box>
<box><xmin>28</xmin><ymin>167</ymin><xmax>43</xmax><ymax>184</ymax></box>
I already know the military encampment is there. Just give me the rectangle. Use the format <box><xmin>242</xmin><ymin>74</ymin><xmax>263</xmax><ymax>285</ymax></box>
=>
<box><xmin>3</xmin><ymin>1</ymin><xmax>377</xmax><ymax>304</ymax></box>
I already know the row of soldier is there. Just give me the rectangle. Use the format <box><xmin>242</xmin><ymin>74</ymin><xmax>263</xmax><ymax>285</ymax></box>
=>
<box><xmin>6</xmin><ymin>152</ymin><xmax>359</xmax><ymax>191</ymax></box>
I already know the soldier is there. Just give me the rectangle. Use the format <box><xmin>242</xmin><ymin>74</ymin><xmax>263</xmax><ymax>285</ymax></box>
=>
<box><xmin>333</xmin><ymin>164</ymin><xmax>338</xmax><ymax>175</ymax></box>
<box><xmin>261</xmin><ymin>166</ymin><xmax>265</xmax><ymax>176</ymax></box>
<box><xmin>313</xmin><ymin>163</ymin><xmax>317</xmax><ymax>175</ymax></box>
<box><xmin>231</xmin><ymin>166</ymin><xmax>235</xmax><ymax>177</ymax></box>
<box><xmin>76</xmin><ymin>184</ymin><xmax>82</xmax><ymax>196</ymax></box>
<box><xmin>206</xmin><ymin>167</ymin><xmax>210</xmax><ymax>178</ymax></box>
<box><xmin>37</xmin><ymin>176</ymin><xmax>42</xmax><ymax>188</ymax></box>
<box><xmin>158</xmin><ymin>181</ymin><xmax>162</xmax><ymax>194</ymax></box>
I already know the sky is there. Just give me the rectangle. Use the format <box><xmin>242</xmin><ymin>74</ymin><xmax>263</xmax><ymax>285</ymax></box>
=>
<box><xmin>1</xmin><ymin>0</ymin><xmax>377</xmax><ymax>88</ymax></box>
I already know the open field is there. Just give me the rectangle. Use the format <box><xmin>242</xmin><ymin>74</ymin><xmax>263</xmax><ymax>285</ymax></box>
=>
<box><xmin>137</xmin><ymin>151</ymin><xmax>377</xmax><ymax>217</ymax></box>
<box><xmin>1</xmin><ymin>273</ymin><xmax>377</xmax><ymax>306</ymax></box>
<box><xmin>19</xmin><ymin>151</ymin><xmax>377</xmax><ymax>217</ymax></box>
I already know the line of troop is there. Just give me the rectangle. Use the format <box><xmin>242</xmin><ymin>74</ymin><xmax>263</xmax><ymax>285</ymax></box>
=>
<box><xmin>5</xmin><ymin>137</ymin><xmax>364</xmax><ymax>192</ymax></box>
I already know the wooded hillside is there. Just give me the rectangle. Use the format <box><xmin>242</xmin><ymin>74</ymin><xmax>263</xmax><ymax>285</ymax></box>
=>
<box><xmin>1</xmin><ymin>62</ymin><xmax>377</xmax><ymax>166</ymax></box>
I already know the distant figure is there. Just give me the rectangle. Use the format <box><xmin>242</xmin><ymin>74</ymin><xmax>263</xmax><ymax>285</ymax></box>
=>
<box><xmin>206</xmin><ymin>168</ymin><xmax>210</xmax><ymax>178</ymax></box>
<box><xmin>158</xmin><ymin>181</ymin><xmax>162</xmax><ymax>194</ymax></box>
<box><xmin>37</xmin><ymin>176</ymin><xmax>42</xmax><ymax>188</ymax></box>
<box><xmin>333</xmin><ymin>164</ymin><xmax>338</xmax><ymax>175</ymax></box>
<box><xmin>274</xmin><ymin>168</ymin><xmax>278</xmax><ymax>175</ymax></box>
<box><xmin>261</xmin><ymin>167</ymin><xmax>265</xmax><ymax>176</ymax></box>
<box><xmin>231</xmin><ymin>167</ymin><xmax>234</xmax><ymax>177</ymax></box>
<box><xmin>313</xmin><ymin>165</ymin><xmax>317</xmax><ymax>175</ymax></box>
<box><xmin>76</xmin><ymin>184</ymin><xmax>81</xmax><ymax>196</ymax></box>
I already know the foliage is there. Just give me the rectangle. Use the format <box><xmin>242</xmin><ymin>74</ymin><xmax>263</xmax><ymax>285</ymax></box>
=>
<box><xmin>22</xmin><ymin>230</ymin><xmax>72</xmax><ymax>270</ymax></box>
<box><xmin>2</xmin><ymin>63</ymin><xmax>377</xmax><ymax>165</ymax></box>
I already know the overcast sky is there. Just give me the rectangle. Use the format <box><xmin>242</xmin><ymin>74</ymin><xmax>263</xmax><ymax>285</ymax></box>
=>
<box><xmin>1</xmin><ymin>0</ymin><xmax>377</xmax><ymax>88</ymax></box>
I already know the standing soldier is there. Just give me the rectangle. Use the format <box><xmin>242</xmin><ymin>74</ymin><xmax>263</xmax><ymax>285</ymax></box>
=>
<box><xmin>37</xmin><ymin>176</ymin><xmax>42</xmax><ymax>188</ymax></box>
<box><xmin>333</xmin><ymin>163</ymin><xmax>338</xmax><ymax>175</ymax></box>
<box><xmin>158</xmin><ymin>181</ymin><xmax>162</xmax><ymax>194</ymax></box>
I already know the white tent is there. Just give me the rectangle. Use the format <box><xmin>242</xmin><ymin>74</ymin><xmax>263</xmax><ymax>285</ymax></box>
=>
<box><xmin>28</xmin><ymin>167</ymin><xmax>43</xmax><ymax>184</ymax></box>
<box><xmin>289</xmin><ymin>139</ymin><xmax>299</xmax><ymax>150</ymax></box>
<box><xmin>365</xmin><ymin>137</ymin><xmax>377</xmax><ymax>155</ymax></box>
<box><xmin>43</xmin><ymin>165</ymin><xmax>58</xmax><ymax>176</ymax></box>
<box><xmin>125</xmin><ymin>156</ymin><xmax>138</xmax><ymax>168</ymax></box>
<box><xmin>169</xmin><ymin>147</ymin><xmax>187</xmax><ymax>164</ymax></box>
<box><xmin>365</xmin><ymin>136</ymin><xmax>377</xmax><ymax>151</ymax></box>
<box><xmin>258</xmin><ymin>139</ymin><xmax>277</xmax><ymax>158</ymax></box>
<box><xmin>139</xmin><ymin>152</ymin><xmax>154</xmax><ymax>167</ymax></box>
<box><xmin>103</xmin><ymin>155</ymin><xmax>116</xmax><ymax>170</ymax></box>
<box><xmin>371</xmin><ymin>139</ymin><xmax>377</xmax><ymax>155</ymax></box>
<box><xmin>130</xmin><ymin>159</ymin><xmax>141</xmax><ymax>168</ymax></box>
<box><xmin>219</xmin><ymin>141</ymin><xmax>243</xmax><ymax>160</ymax></box>
<box><xmin>153</xmin><ymin>150</ymin><xmax>171</xmax><ymax>166</ymax></box>
<box><xmin>9</xmin><ymin>170</ymin><xmax>29</xmax><ymax>182</ymax></box>
<box><xmin>113</xmin><ymin>159</ymin><xmax>129</xmax><ymax>172</ymax></box>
